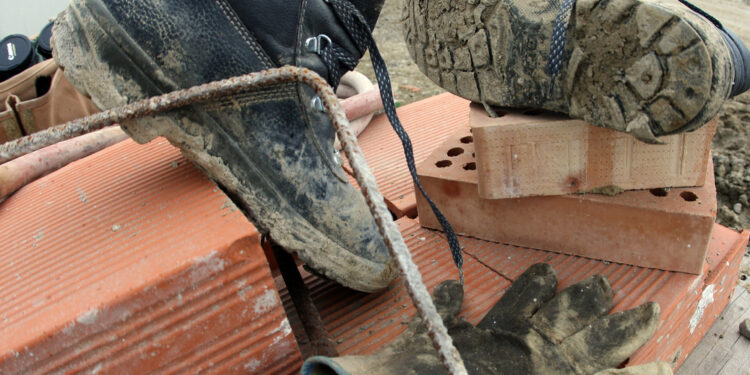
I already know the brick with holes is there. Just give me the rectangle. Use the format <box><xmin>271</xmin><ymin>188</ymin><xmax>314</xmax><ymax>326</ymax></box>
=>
<box><xmin>470</xmin><ymin>103</ymin><xmax>717</xmax><ymax>199</ymax></box>
<box><xmin>416</xmin><ymin>126</ymin><xmax>717</xmax><ymax>274</ymax></box>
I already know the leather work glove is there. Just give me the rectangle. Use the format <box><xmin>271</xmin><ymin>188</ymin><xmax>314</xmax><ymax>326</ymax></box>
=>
<box><xmin>302</xmin><ymin>263</ymin><xmax>673</xmax><ymax>375</ymax></box>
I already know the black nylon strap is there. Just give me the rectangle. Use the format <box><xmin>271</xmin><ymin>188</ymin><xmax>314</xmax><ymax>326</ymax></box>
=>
<box><xmin>320</xmin><ymin>43</ymin><xmax>358</xmax><ymax>88</ymax></box>
<box><xmin>325</xmin><ymin>0</ymin><xmax>464</xmax><ymax>282</ymax></box>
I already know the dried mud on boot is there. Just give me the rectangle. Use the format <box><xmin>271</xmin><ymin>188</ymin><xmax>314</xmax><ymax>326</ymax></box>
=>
<box><xmin>368</xmin><ymin>0</ymin><xmax>749</xmax><ymax>293</ymax></box>
<box><xmin>366</xmin><ymin>0</ymin><xmax>748</xmax><ymax>232</ymax></box>
<box><xmin>51</xmin><ymin>0</ymin><xmax>397</xmax><ymax>292</ymax></box>
<box><xmin>401</xmin><ymin>0</ymin><xmax>736</xmax><ymax>142</ymax></box>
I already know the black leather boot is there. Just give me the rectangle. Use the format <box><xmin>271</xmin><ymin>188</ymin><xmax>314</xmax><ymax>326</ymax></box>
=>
<box><xmin>51</xmin><ymin>0</ymin><xmax>396</xmax><ymax>292</ymax></box>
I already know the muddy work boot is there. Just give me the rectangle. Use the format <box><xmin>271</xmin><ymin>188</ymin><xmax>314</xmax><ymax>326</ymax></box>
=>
<box><xmin>51</xmin><ymin>0</ymin><xmax>397</xmax><ymax>292</ymax></box>
<box><xmin>403</xmin><ymin>0</ymin><xmax>750</xmax><ymax>143</ymax></box>
<box><xmin>302</xmin><ymin>263</ymin><xmax>672</xmax><ymax>375</ymax></box>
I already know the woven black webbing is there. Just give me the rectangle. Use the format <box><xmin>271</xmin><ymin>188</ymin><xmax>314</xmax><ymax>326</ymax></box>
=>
<box><xmin>324</xmin><ymin>0</ymin><xmax>464</xmax><ymax>282</ymax></box>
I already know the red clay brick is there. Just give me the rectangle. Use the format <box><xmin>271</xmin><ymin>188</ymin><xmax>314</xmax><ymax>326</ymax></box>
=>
<box><xmin>416</xmin><ymin>126</ymin><xmax>717</xmax><ymax>274</ymax></box>
<box><xmin>470</xmin><ymin>103</ymin><xmax>717</xmax><ymax>199</ymax></box>
<box><xmin>0</xmin><ymin>138</ymin><xmax>300</xmax><ymax>374</ymax></box>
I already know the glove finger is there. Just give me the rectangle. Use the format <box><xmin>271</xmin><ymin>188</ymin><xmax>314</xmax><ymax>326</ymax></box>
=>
<box><xmin>561</xmin><ymin>302</ymin><xmax>661</xmax><ymax>374</ymax></box>
<box><xmin>408</xmin><ymin>280</ymin><xmax>464</xmax><ymax>334</ymax></box>
<box><xmin>477</xmin><ymin>263</ymin><xmax>557</xmax><ymax>331</ymax></box>
<box><xmin>593</xmin><ymin>360</ymin><xmax>673</xmax><ymax>375</ymax></box>
<box><xmin>432</xmin><ymin>280</ymin><xmax>464</xmax><ymax>320</ymax></box>
<box><xmin>530</xmin><ymin>274</ymin><xmax>614</xmax><ymax>344</ymax></box>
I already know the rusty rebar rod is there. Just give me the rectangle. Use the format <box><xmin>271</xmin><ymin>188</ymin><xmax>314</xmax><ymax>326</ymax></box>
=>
<box><xmin>0</xmin><ymin>66</ymin><xmax>467</xmax><ymax>375</ymax></box>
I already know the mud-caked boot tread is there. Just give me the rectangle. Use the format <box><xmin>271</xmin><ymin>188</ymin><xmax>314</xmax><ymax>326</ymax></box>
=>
<box><xmin>568</xmin><ymin>0</ymin><xmax>732</xmax><ymax>139</ymax></box>
<box><xmin>403</xmin><ymin>0</ymin><xmax>739</xmax><ymax>142</ymax></box>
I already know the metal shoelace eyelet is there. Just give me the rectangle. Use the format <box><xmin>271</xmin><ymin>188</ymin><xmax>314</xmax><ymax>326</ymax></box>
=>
<box><xmin>304</xmin><ymin>34</ymin><xmax>332</xmax><ymax>55</ymax></box>
<box><xmin>311</xmin><ymin>96</ymin><xmax>326</xmax><ymax>112</ymax></box>
<box><xmin>332</xmin><ymin>149</ymin><xmax>341</xmax><ymax>167</ymax></box>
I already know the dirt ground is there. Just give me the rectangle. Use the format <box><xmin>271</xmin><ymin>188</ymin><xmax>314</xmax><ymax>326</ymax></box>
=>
<box><xmin>358</xmin><ymin>0</ymin><xmax>750</xmax><ymax>289</ymax></box>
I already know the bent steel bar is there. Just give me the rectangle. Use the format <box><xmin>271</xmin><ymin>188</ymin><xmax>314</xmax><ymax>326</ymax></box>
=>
<box><xmin>0</xmin><ymin>66</ymin><xmax>467</xmax><ymax>375</ymax></box>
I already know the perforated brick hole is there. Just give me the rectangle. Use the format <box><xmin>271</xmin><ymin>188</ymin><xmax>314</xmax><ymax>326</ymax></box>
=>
<box><xmin>650</xmin><ymin>188</ymin><xmax>669</xmax><ymax>197</ymax></box>
<box><xmin>680</xmin><ymin>191</ymin><xmax>698</xmax><ymax>202</ymax></box>
<box><xmin>433</xmin><ymin>129</ymin><xmax>479</xmax><ymax>176</ymax></box>
<box><xmin>447</xmin><ymin>147</ymin><xmax>464</xmax><ymax>157</ymax></box>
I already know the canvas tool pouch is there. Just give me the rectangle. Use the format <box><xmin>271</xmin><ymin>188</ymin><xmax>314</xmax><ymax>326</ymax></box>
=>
<box><xmin>0</xmin><ymin>95</ymin><xmax>22</xmax><ymax>143</ymax></box>
<box><xmin>0</xmin><ymin>59</ymin><xmax>99</xmax><ymax>141</ymax></box>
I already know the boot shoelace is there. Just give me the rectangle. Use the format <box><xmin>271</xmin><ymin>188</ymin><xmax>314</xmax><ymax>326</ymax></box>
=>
<box><xmin>547</xmin><ymin>0</ymin><xmax>575</xmax><ymax>90</ymax></box>
<box><xmin>319</xmin><ymin>5</ymin><xmax>468</xmax><ymax>372</ymax></box>
<box><xmin>320</xmin><ymin>0</ymin><xmax>465</xmax><ymax>283</ymax></box>
<box><xmin>547</xmin><ymin>0</ymin><xmax>748</xmax><ymax>96</ymax></box>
